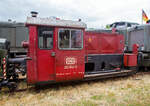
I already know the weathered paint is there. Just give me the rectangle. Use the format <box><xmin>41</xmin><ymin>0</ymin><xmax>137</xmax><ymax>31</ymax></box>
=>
<box><xmin>55</xmin><ymin>28</ymin><xmax>85</xmax><ymax>82</ymax></box>
<box><xmin>85</xmin><ymin>32</ymin><xmax>124</xmax><ymax>54</ymax></box>
<box><xmin>26</xmin><ymin>17</ymin><xmax>137</xmax><ymax>85</ymax></box>
<box><xmin>26</xmin><ymin>17</ymin><xmax>87</xmax><ymax>29</ymax></box>
<box><xmin>36</xmin><ymin>27</ymin><xmax>55</xmax><ymax>82</ymax></box>
<box><xmin>26</xmin><ymin>18</ymin><xmax>85</xmax><ymax>84</ymax></box>
<box><xmin>27</xmin><ymin>26</ymin><xmax>38</xmax><ymax>84</ymax></box>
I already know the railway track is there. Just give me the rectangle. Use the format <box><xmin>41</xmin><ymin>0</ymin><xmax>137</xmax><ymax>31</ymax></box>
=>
<box><xmin>0</xmin><ymin>71</ymin><xmax>150</xmax><ymax>93</ymax></box>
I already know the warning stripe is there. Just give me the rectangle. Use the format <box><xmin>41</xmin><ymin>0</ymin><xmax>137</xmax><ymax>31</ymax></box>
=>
<box><xmin>3</xmin><ymin>57</ymin><xmax>7</xmax><ymax>80</ymax></box>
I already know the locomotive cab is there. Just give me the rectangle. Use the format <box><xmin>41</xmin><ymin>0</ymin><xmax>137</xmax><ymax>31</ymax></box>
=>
<box><xmin>26</xmin><ymin>17</ymin><xmax>86</xmax><ymax>84</ymax></box>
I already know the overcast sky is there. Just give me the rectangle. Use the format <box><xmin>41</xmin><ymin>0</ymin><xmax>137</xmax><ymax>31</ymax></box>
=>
<box><xmin>0</xmin><ymin>0</ymin><xmax>150</xmax><ymax>28</ymax></box>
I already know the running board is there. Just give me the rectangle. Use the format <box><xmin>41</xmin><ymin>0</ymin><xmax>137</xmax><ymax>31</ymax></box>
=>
<box><xmin>85</xmin><ymin>70</ymin><xmax>118</xmax><ymax>74</ymax></box>
<box><xmin>84</xmin><ymin>70</ymin><xmax>135</xmax><ymax>80</ymax></box>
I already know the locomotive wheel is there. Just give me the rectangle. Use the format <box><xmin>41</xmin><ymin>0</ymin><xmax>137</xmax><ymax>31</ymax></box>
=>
<box><xmin>8</xmin><ymin>82</ymin><xmax>17</xmax><ymax>92</ymax></box>
<box><xmin>12</xmin><ymin>74</ymin><xmax>19</xmax><ymax>81</ymax></box>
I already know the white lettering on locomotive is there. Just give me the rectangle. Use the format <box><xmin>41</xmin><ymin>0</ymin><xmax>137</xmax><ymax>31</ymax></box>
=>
<box><xmin>65</xmin><ymin>57</ymin><xmax>77</xmax><ymax>65</ymax></box>
<box><xmin>64</xmin><ymin>65</ymin><xmax>77</xmax><ymax>69</ymax></box>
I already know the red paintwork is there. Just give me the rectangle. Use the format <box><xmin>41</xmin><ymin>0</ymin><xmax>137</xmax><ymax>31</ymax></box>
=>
<box><xmin>124</xmin><ymin>54</ymin><xmax>137</xmax><ymax>67</ymax></box>
<box><xmin>27</xmin><ymin>26</ymin><xmax>38</xmax><ymax>84</ymax></box>
<box><xmin>132</xmin><ymin>44</ymin><xmax>139</xmax><ymax>54</ymax></box>
<box><xmin>37</xmin><ymin>44</ymin><xmax>55</xmax><ymax>81</ymax></box>
<box><xmin>124</xmin><ymin>44</ymin><xmax>138</xmax><ymax>67</ymax></box>
<box><xmin>85</xmin><ymin>32</ymin><xmax>124</xmax><ymax>54</ymax></box>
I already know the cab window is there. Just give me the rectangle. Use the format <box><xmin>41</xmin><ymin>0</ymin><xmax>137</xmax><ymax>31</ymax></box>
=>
<box><xmin>58</xmin><ymin>29</ymin><xmax>83</xmax><ymax>50</ymax></box>
<box><xmin>38</xmin><ymin>27</ymin><xmax>53</xmax><ymax>49</ymax></box>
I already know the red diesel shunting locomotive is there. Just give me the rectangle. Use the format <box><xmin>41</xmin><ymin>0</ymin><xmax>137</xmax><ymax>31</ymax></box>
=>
<box><xmin>24</xmin><ymin>14</ymin><xmax>138</xmax><ymax>85</ymax></box>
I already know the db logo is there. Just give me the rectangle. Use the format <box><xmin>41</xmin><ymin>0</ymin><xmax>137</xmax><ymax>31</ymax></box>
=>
<box><xmin>65</xmin><ymin>57</ymin><xmax>77</xmax><ymax>65</ymax></box>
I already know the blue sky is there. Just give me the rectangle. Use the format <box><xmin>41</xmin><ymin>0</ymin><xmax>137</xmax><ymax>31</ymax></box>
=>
<box><xmin>0</xmin><ymin>0</ymin><xmax>149</xmax><ymax>28</ymax></box>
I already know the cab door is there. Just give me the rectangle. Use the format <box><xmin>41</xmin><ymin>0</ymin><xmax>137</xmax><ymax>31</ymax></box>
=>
<box><xmin>55</xmin><ymin>28</ymin><xmax>85</xmax><ymax>81</ymax></box>
<box><xmin>37</xmin><ymin>27</ymin><xmax>55</xmax><ymax>81</ymax></box>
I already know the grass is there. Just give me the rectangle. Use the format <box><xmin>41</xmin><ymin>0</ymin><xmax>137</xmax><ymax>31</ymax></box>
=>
<box><xmin>91</xmin><ymin>95</ymin><xmax>104</xmax><ymax>100</ymax></box>
<box><xmin>70</xmin><ymin>100</ymin><xmax>99</xmax><ymax>106</ymax></box>
<box><xmin>1</xmin><ymin>73</ymin><xmax>150</xmax><ymax>106</ymax></box>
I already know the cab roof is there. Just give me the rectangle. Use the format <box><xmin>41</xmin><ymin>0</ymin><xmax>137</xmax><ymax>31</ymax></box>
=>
<box><xmin>26</xmin><ymin>17</ymin><xmax>87</xmax><ymax>28</ymax></box>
